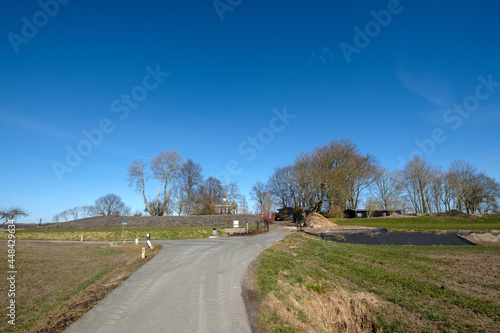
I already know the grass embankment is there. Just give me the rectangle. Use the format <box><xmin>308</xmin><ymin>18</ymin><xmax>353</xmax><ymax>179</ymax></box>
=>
<box><xmin>0</xmin><ymin>226</ymin><xmax>235</xmax><ymax>242</ymax></box>
<box><xmin>257</xmin><ymin>233</ymin><xmax>500</xmax><ymax>332</ymax></box>
<box><xmin>333</xmin><ymin>214</ymin><xmax>500</xmax><ymax>232</ymax></box>
<box><xmin>0</xmin><ymin>241</ymin><xmax>158</xmax><ymax>332</ymax></box>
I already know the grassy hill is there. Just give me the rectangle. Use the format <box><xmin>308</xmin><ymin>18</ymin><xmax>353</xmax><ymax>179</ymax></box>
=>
<box><xmin>333</xmin><ymin>214</ymin><xmax>500</xmax><ymax>231</ymax></box>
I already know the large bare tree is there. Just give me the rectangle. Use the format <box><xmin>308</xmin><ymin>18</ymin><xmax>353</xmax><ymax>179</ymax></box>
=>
<box><xmin>290</xmin><ymin>140</ymin><xmax>377</xmax><ymax>215</ymax></box>
<box><xmin>396</xmin><ymin>155</ymin><xmax>437</xmax><ymax>214</ymax></box>
<box><xmin>267</xmin><ymin>167</ymin><xmax>292</xmax><ymax>209</ymax></box>
<box><xmin>448</xmin><ymin>160</ymin><xmax>500</xmax><ymax>214</ymax></box>
<box><xmin>94</xmin><ymin>193</ymin><xmax>129</xmax><ymax>216</ymax></box>
<box><xmin>193</xmin><ymin>177</ymin><xmax>224</xmax><ymax>215</ymax></box>
<box><xmin>177</xmin><ymin>158</ymin><xmax>203</xmax><ymax>215</ymax></box>
<box><xmin>250</xmin><ymin>180</ymin><xmax>275</xmax><ymax>214</ymax></box>
<box><xmin>370</xmin><ymin>167</ymin><xmax>403</xmax><ymax>212</ymax></box>
<box><xmin>1</xmin><ymin>207</ymin><xmax>29</xmax><ymax>225</ymax></box>
<box><xmin>127</xmin><ymin>159</ymin><xmax>158</xmax><ymax>216</ymax></box>
<box><xmin>151</xmin><ymin>150</ymin><xmax>183</xmax><ymax>216</ymax></box>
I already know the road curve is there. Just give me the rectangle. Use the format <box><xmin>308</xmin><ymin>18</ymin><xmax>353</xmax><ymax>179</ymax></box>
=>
<box><xmin>65</xmin><ymin>232</ymin><xmax>287</xmax><ymax>333</ymax></box>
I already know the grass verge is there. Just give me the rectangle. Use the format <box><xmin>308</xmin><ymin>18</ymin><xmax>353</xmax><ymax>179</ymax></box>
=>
<box><xmin>333</xmin><ymin>214</ymin><xmax>500</xmax><ymax>231</ymax></box>
<box><xmin>256</xmin><ymin>233</ymin><xmax>500</xmax><ymax>332</ymax></box>
<box><xmin>0</xmin><ymin>241</ymin><xmax>159</xmax><ymax>332</ymax></box>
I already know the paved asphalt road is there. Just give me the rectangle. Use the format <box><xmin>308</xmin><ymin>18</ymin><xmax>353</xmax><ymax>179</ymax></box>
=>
<box><xmin>65</xmin><ymin>231</ymin><xmax>288</xmax><ymax>333</ymax></box>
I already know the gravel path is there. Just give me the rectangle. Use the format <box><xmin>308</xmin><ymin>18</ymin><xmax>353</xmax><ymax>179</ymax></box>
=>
<box><xmin>65</xmin><ymin>232</ymin><xmax>287</xmax><ymax>333</ymax></box>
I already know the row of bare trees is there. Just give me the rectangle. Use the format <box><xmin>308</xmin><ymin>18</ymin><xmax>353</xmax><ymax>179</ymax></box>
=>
<box><xmin>255</xmin><ymin>140</ymin><xmax>499</xmax><ymax>216</ymax></box>
<box><xmin>253</xmin><ymin>140</ymin><xmax>377</xmax><ymax>216</ymax></box>
<box><xmin>52</xmin><ymin>194</ymin><xmax>131</xmax><ymax>222</ymax></box>
<box><xmin>126</xmin><ymin>150</ymin><xmax>248</xmax><ymax>216</ymax></box>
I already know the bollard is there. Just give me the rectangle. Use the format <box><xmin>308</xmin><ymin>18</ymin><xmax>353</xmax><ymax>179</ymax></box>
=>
<box><xmin>135</xmin><ymin>238</ymin><xmax>138</xmax><ymax>245</ymax></box>
<box><xmin>80</xmin><ymin>234</ymin><xmax>83</xmax><ymax>242</ymax></box>
<box><xmin>142</xmin><ymin>247</ymin><xmax>146</xmax><ymax>259</ymax></box>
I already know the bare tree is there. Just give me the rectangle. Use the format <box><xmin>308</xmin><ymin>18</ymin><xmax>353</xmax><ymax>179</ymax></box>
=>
<box><xmin>448</xmin><ymin>160</ymin><xmax>500</xmax><ymax>214</ymax></box>
<box><xmin>223</xmin><ymin>181</ymin><xmax>241</xmax><ymax>213</ymax></box>
<box><xmin>0</xmin><ymin>207</ymin><xmax>29</xmax><ymax>225</ymax></box>
<box><xmin>396</xmin><ymin>155</ymin><xmax>436</xmax><ymax>214</ymax></box>
<box><xmin>69</xmin><ymin>207</ymin><xmax>80</xmax><ymax>220</ymax></box>
<box><xmin>250</xmin><ymin>180</ymin><xmax>275</xmax><ymax>214</ymax></box>
<box><xmin>94</xmin><ymin>194</ymin><xmax>129</xmax><ymax>216</ymax></box>
<box><xmin>151</xmin><ymin>150</ymin><xmax>183</xmax><ymax>216</ymax></box>
<box><xmin>193</xmin><ymin>177</ymin><xmax>224</xmax><ymax>215</ymax></box>
<box><xmin>239</xmin><ymin>194</ymin><xmax>249</xmax><ymax>214</ymax></box>
<box><xmin>127</xmin><ymin>160</ymin><xmax>158</xmax><ymax>216</ymax></box>
<box><xmin>52</xmin><ymin>213</ymin><xmax>61</xmax><ymax>222</ymax></box>
<box><xmin>370</xmin><ymin>168</ymin><xmax>403</xmax><ymax>212</ymax></box>
<box><xmin>267</xmin><ymin>167</ymin><xmax>292</xmax><ymax>209</ymax></box>
<box><xmin>440</xmin><ymin>172</ymin><xmax>455</xmax><ymax>212</ymax></box>
<box><xmin>290</xmin><ymin>139</ymin><xmax>377</xmax><ymax>216</ymax></box>
<box><xmin>178</xmin><ymin>158</ymin><xmax>203</xmax><ymax>215</ymax></box>
<box><xmin>80</xmin><ymin>205</ymin><xmax>96</xmax><ymax>218</ymax></box>
<box><xmin>250</xmin><ymin>180</ymin><xmax>267</xmax><ymax>214</ymax></box>
<box><xmin>60</xmin><ymin>210</ymin><xmax>70</xmax><ymax>221</ymax></box>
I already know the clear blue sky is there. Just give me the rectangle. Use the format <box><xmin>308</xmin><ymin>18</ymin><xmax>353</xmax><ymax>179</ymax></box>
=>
<box><xmin>2</xmin><ymin>0</ymin><xmax>499</xmax><ymax>223</ymax></box>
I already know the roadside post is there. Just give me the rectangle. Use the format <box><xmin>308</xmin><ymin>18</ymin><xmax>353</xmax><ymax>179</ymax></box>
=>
<box><xmin>121</xmin><ymin>220</ymin><xmax>127</xmax><ymax>240</ymax></box>
<box><xmin>246</xmin><ymin>219</ymin><xmax>249</xmax><ymax>234</ymax></box>
<box><xmin>146</xmin><ymin>233</ymin><xmax>153</xmax><ymax>249</ymax></box>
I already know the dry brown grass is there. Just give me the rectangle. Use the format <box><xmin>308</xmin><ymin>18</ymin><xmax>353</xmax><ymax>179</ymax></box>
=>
<box><xmin>261</xmin><ymin>280</ymin><xmax>375</xmax><ymax>332</ymax></box>
<box><xmin>0</xmin><ymin>241</ymin><xmax>159</xmax><ymax>332</ymax></box>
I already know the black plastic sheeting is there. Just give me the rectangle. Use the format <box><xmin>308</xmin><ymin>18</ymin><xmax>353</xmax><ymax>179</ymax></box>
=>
<box><xmin>307</xmin><ymin>229</ymin><xmax>475</xmax><ymax>246</ymax></box>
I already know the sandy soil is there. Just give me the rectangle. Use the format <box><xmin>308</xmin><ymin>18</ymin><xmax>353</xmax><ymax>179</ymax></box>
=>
<box><xmin>458</xmin><ymin>232</ymin><xmax>500</xmax><ymax>245</ymax></box>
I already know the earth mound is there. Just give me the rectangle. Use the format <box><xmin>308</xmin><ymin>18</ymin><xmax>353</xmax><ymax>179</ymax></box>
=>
<box><xmin>433</xmin><ymin>210</ymin><xmax>481</xmax><ymax>220</ymax></box>
<box><xmin>303</xmin><ymin>212</ymin><xmax>337</xmax><ymax>227</ymax></box>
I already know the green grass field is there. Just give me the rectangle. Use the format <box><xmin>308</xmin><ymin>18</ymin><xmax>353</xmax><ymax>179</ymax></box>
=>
<box><xmin>0</xmin><ymin>225</ymin><xmax>260</xmax><ymax>242</ymax></box>
<box><xmin>333</xmin><ymin>214</ymin><xmax>500</xmax><ymax>231</ymax></box>
<box><xmin>256</xmin><ymin>233</ymin><xmax>500</xmax><ymax>332</ymax></box>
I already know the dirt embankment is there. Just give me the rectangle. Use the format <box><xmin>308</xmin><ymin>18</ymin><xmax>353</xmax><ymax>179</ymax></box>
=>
<box><xmin>303</xmin><ymin>212</ymin><xmax>338</xmax><ymax>228</ymax></box>
<box><xmin>433</xmin><ymin>210</ymin><xmax>482</xmax><ymax>220</ymax></box>
<box><xmin>40</xmin><ymin>214</ymin><xmax>260</xmax><ymax>229</ymax></box>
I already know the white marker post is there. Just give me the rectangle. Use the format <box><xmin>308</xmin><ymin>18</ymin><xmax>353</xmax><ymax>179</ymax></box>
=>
<box><xmin>135</xmin><ymin>238</ymin><xmax>138</xmax><ymax>245</ymax></box>
<box><xmin>142</xmin><ymin>247</ymin><xmax>146</xmax><ymax>259</ymax></box>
